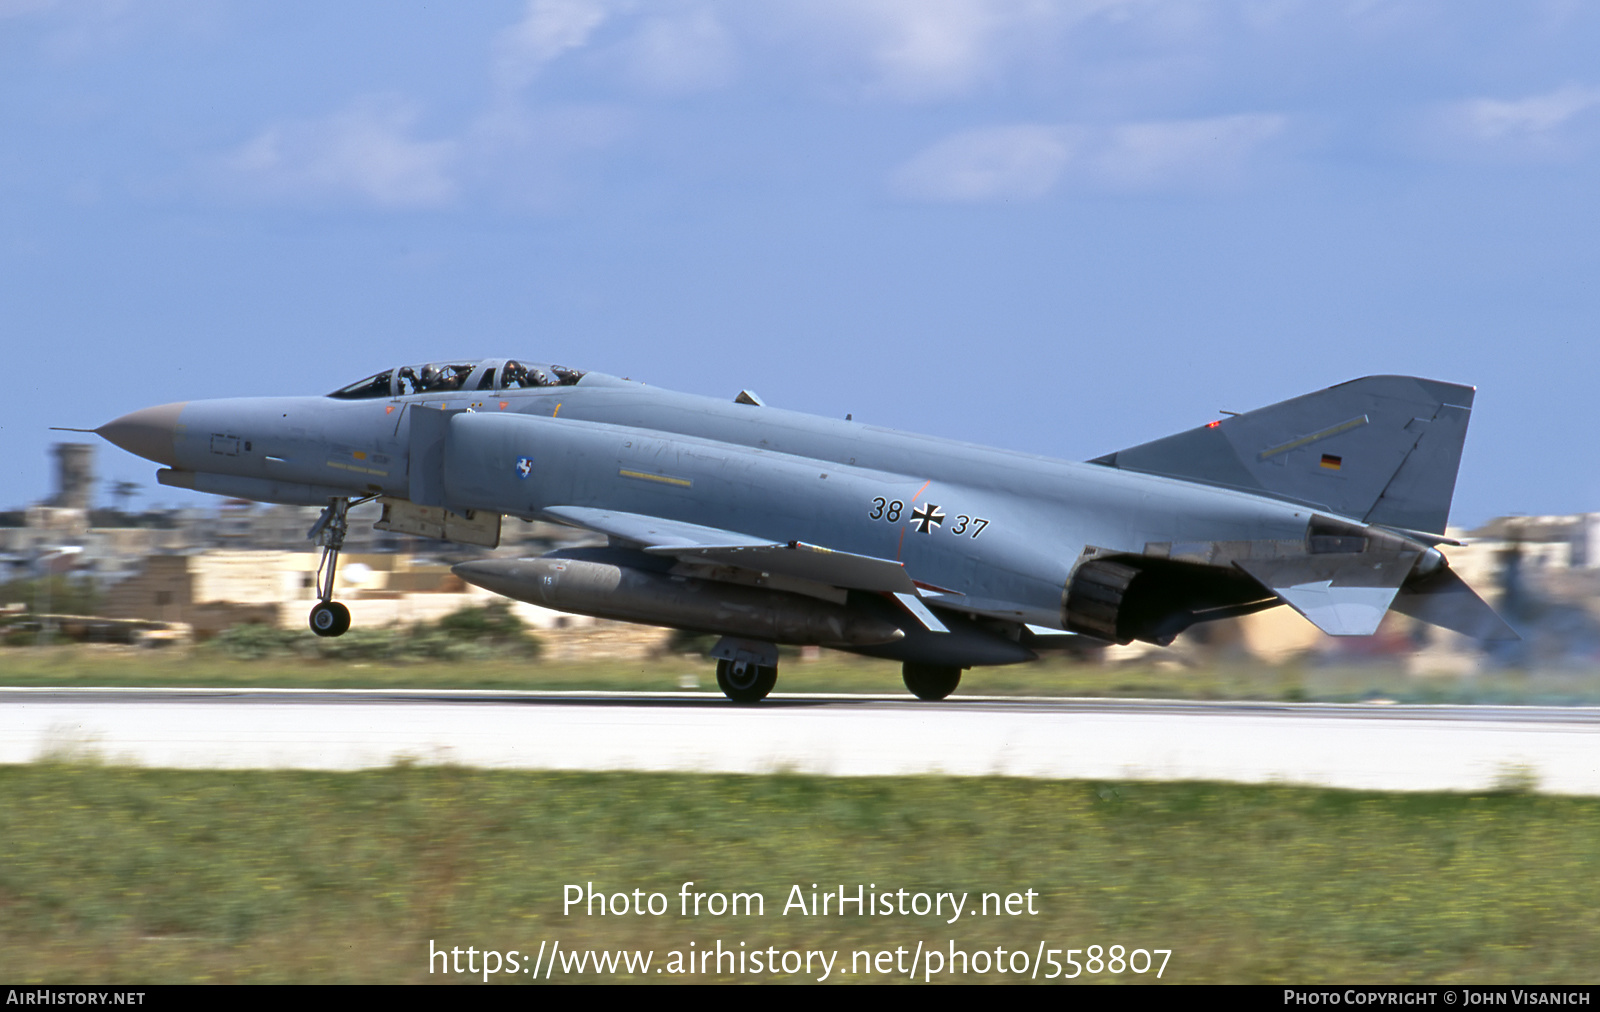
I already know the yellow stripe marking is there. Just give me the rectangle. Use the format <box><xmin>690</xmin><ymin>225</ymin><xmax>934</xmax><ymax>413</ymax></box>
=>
<box><xmin>1259</xmin><ymin>415</ymin><xmax>1369</xmax><ymax>460</ymax></box>
<box><xmin>326</xmin><ymin>461</ymin><xmax>389</xmax><ymax>476</ymax></box>
<box><xmin>619</xmin><ymin>469</ymin><xmax>693</xmax><ymax>488</ymax></box>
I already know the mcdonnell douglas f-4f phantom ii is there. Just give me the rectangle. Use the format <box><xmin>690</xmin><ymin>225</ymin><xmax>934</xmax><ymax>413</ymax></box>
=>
<box><xmin>93</xmin><ymin>360</ymin><xmax>1515</xmax><ymax>701</ymax></box>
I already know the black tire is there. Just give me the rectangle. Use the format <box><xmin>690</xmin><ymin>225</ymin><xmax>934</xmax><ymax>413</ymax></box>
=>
<box><xmin>716</xmin><ymin>658</ymin><xmax>778</xmax><ymax>703</ymax></box>
<box><xmin>903</xmin><ymin>662</ymin><xmax>961</xmax><ymax>701</ymax></box>
<box><xmin>309</xmin><ymin>601</ymin><xmax>351</xmax><ymax>637</ymax></box>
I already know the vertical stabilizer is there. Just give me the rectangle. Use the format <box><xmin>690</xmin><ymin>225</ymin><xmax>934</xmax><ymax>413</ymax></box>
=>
<box><xmin>1089</xmin><ymin>375</ymin><xmax>1475</xmax><ymax>534</ymax></box>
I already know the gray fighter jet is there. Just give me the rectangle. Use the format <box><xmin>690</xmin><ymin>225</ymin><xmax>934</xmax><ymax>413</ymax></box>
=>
<box><xmin>94</xmin><ymin>360</ymin><xmax>1515</xmax><ymax>701</ymax></box>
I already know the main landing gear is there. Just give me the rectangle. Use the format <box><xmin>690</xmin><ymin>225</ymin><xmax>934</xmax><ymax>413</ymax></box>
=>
<box><xmin>902</xmin><ymin>662</ymin><xmax>962</xmax><ymax>701</ymax></box>
<box><xmin>705</xmin><ymin>640</ymin><xmax>964</xmax><ymax>703</ymax></box>
<box><xmin>307</xmin><ymin>496</ymin><xmax>367</xmax><ymax>638</ymax></box>
<box><xmin>709</xmin><ymin>638</ymin><xmax>779</xmax><ymax>703</ymax></box>
<box><xmin>716</xmin><ymin>657</ymin><xmax>778</xmax><ymax>703</ymax></box>
<box><xmin>710</xmin><ymin>659</ymin><xmax>963</xmax><ymax>702</ymax></box>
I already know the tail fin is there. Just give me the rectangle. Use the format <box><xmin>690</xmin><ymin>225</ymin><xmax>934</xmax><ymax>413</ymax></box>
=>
<box><xmin>1089</xmin><ymin>375</ymin><xmax>1475</xmax><ymax>534</ymax></box>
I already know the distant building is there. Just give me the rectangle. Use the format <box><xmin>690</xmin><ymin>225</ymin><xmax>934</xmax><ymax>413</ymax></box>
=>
<box><xmin>49</xmin><ymin>444</ymin><xmax>95</xmax><ymax>511</ymax></box>
<box><xmin>97</xmin><ymin>550</ymin><xmax>587</xmax><ymax>637</ymax></box>
<box><xmin>3</xmin><ymin>442</ymin><xmax>596</xmax><ymax>589</ymax></box>
<box><xmin>1469</xmin><ymin>513</ymin><xmax>1600</xmax><ymax>571</ymax></box>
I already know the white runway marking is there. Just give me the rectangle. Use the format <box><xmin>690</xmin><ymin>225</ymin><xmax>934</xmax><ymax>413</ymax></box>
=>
<box><xmin>4</xmin><ymin>688</ymin><xmax>1599</xmax><ymax>794</ymax></box>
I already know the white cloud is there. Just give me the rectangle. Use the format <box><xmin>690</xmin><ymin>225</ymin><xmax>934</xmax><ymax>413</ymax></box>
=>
<box><xmin>891</xmin><ymin>124</ymin><xmax>1079</xmax><ymax>201</ymax></box>
<box><xmin>892</xmin><ymin>113</ymin><xmax>1287</xmax><ymax>201</ymax></box>
<box><xmin>1091</xmin><ymin>114</ymin><xmax>1287</xmax><ymax>190</ymax></box>
<box><xmin>0</xmin><ymin>0</ymin><xmax>57</xmax><ymax>17</ymax></box>
<box><xmin>1419</xmin><ymin>83</ymin><xmax>1600</xmax><ymax>163</ymax></box>
<box><xmin>492</xmin><ymin>1</ymin><xmax>739</xmax><ymax>98</ymax></box>
<box><xmin>1457</xmin><ymin>84</ymin><xmax>1600</xmax><ymax>141</ymax></box>
<box><xmin>7</xmin><ymin>0</ymin><xmax>220</xmax><ymax>62</ymax></box>
<box><xmin>617</xmin><ymin>7</ymin><xmax>738</xmax><ymax>94</ymax></box>
<box><xmin>493</xmin><ymin>0</ymin><xmax>612</xmax><ymax>92</ymax></box>
<box><xmin>859</xmin><ymin>0</ymin><xmax>1019</xmax><ymax>99</ymax></box>
<box><xmin>777</xmin><ymin>0</ymin><xmax>1128</xmax><ymax>101</ymax></box>
<box><xmin>222</xmin><ymin>97</ymin><xmax>459</xmax><ymax>209</ymax></box>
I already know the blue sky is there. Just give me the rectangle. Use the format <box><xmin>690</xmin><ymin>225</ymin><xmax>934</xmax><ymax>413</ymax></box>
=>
<box><xmin>3</xmin><ymin>1</ymin><xmax>1597</xmax><ymax>527</ymax></box>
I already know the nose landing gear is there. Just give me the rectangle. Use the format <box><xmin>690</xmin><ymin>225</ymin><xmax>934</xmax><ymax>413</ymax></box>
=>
<box><xmin>307</xmin><ymin>497</ymin><xmax>358</xmax><ymax>637</ymax></box>
<box><xmin>310</xmin><ymin>599</ymin><xmax>351</xmax><ymax>637</ymax></box>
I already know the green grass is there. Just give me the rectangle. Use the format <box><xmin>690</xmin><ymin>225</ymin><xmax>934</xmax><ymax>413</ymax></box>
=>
<box><xmin>4</xmin><ymin>644</ymin><xmax>1599</xmax><ymax>705</ymax></box>
<box><xmin>1</xmin><ymin>766</ymin><xmax>1596</xmax><ymax>983</ymax></box>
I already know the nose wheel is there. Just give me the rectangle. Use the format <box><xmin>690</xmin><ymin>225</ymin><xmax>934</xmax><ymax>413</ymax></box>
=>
<box><xmin>310</xmin><ymin>600</ymin><xmax>351</xmax><ymax>637</ymax></box>
<box><xmin>307</xmin><ymin>497</ymin><xmax>357</xmax><ymax>637</ymax></box>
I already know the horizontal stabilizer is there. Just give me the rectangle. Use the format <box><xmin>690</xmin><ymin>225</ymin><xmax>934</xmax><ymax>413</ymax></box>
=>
<box><xmin>1237</xmin><ymin>552</ymin><xmax>1418</xmax><ymax>636</ymax></box>
<box><xmin>543</xmin><ymin>505</ymin><xmax>918</xmax><ymax>594</ymax></box>
<box><xmin>1390</xmin><ymin>568</ymin><xmax>1520</xmax><ymax>642</ymax></box>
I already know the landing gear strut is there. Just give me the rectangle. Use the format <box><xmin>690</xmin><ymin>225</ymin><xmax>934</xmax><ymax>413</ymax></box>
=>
<box><xmin>308</xmin><ymin>497</ymin><xmax>353</xmax><ymax>637</ymax></box>
<box><xmin>716</xmin><ymin>658</ymin><xmax>778</xmax><ymax>703</ymax></box>
<box><xmin>902</xmin><ymin>662</ymin><xmax>961</xmax><ymax>701</ymax></box>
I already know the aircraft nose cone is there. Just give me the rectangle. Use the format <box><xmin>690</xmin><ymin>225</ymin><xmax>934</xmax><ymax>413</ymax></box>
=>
<box><xmin>97</xmin><ymin>402</ymin><xmax>186</xmax><ymax>466</ymax></box>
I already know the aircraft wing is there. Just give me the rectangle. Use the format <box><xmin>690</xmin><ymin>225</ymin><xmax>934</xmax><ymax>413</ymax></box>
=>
<box><xmin>542</xmin><ymin>506</ymin><xmax>920</xmax><ymax>596</ymax></box>
<box><xmin>661</xmin><ymin>542</ymin><xmax>922</xmax><ymax>596</ymax></box>
<box><xmin>544</xmin><ymin>505</ymin><xmax>774</xmax><ymax>552</ymax></box>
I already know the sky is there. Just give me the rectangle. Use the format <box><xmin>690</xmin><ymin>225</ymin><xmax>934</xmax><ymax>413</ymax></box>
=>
<box><xmin>3</xmin><ymin>0</ymin><xmax>1597</xmax><ymax>529</ymax></box>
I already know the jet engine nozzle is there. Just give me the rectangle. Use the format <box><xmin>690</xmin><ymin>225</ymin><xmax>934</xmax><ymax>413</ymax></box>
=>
<box><xmin>1411</xmin><ymin>545</ymin><xmax>1448</xmax><ymax>578</ymax></box>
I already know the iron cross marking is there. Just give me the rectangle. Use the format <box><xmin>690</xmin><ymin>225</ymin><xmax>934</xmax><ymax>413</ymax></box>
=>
<box><xmin>910</xmin><ymin>503</ymin><xmax>946</xmax><ymax>534</ymax></box>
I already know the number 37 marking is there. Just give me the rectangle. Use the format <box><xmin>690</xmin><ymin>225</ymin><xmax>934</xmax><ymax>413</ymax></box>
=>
<box><xmin>949</xmin><ymin>514</ymin><xmax>988</xmax><ymax>537</ymax></box>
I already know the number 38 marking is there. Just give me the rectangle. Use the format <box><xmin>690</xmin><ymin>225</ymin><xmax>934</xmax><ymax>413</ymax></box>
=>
<box><xmin>869</xmin><ymin>498</ymin><xmax>903</xmax><ymax>522</ymax></box>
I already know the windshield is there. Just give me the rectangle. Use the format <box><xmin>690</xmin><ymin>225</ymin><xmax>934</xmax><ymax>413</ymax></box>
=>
<box><xmin>327</xmin><ymin>370</ymin><xmax>393</xmax><ymax>400</ymax></box>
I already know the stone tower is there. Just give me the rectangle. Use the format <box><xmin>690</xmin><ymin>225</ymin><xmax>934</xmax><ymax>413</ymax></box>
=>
<box><xmin>50</xmin><ymin>443</ymin><xmax>95</xmax><ymax>511</ymax></box>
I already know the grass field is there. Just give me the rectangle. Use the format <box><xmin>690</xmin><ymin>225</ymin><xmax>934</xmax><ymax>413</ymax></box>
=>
<box><xmin>5</xmin><ymin>644</ymin><xmax>1600</xmax><ymax>704</ymax></box>
<box><xmin>2</xmin><ymin>765</ymin><xmax>1597</xmax><ymax>984</ymax></box>
<box><xmin>5</xmin><ymin>645</ymin><xmax>1595</xmax><ymax>984</ymax></box>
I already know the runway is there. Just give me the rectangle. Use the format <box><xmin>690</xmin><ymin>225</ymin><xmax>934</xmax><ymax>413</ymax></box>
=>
<box><xmin>5</xmin><ymin>687</ymin><xmax>1600</xmax><ymax>794</ymax></box>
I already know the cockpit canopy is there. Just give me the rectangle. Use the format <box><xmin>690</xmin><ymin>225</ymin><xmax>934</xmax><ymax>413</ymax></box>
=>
<box><xmin>327</xmin><ymin>359</ymin><xmax>587</xmax><ymax>399</ymax></box>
